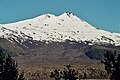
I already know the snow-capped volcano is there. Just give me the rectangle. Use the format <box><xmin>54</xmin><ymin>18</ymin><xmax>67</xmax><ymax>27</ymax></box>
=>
<box><xmin>0</xmin><ymin>12</ymin><xmax>120</xmax><ymax>46</ymax></box>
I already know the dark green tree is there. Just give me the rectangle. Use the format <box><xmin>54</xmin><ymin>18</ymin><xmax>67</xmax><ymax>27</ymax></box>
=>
<box><xmin>101</xmin><ymin>51</ymin><xmax>120</xmax><ymax>80</ymax></box>
<box><xmin>0</xmin><ymin>50</ymin><xmax>25</xmax><ymax>80</ymax></box>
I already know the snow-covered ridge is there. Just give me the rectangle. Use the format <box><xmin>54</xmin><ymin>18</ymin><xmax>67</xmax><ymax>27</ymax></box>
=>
<box><xmin>0</xmin><ymin>12</ymin><xmax>120</xmax><ymax>46</ymax></box>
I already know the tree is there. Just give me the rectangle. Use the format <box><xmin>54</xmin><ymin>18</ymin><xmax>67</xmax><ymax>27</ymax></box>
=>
<box><xmin>50</xmin><ymin>64</ymin><xmax>79</xmax><ymax>80</ymax></box>
<box><xmin>101</xmin><ymin>51</ymin><xmax>120</xmax><ymax>80</ymax></box>
<box><xmin>0</xmin><ymin>50</ymin><xmax>25</xmax><ymax>80</ymax></box>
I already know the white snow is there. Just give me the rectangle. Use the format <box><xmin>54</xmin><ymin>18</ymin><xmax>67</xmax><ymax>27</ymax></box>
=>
<box><xmin>0</xmin><ymin>12</ymin><xmax>120</xmax><ymax>46</ymax></box>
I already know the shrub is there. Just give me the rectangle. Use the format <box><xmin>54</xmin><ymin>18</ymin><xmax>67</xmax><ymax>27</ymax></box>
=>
<box><xmin>50</xmin><ymin>64</ymin><xmax>79</xmax><ymax>80</ymax></box>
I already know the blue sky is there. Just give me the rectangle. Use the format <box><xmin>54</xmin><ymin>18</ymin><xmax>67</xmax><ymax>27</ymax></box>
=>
<box><xmin>0</xmin><ymin>0</ymin><xmax>120</xmax><ymax>33</ymax></box>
